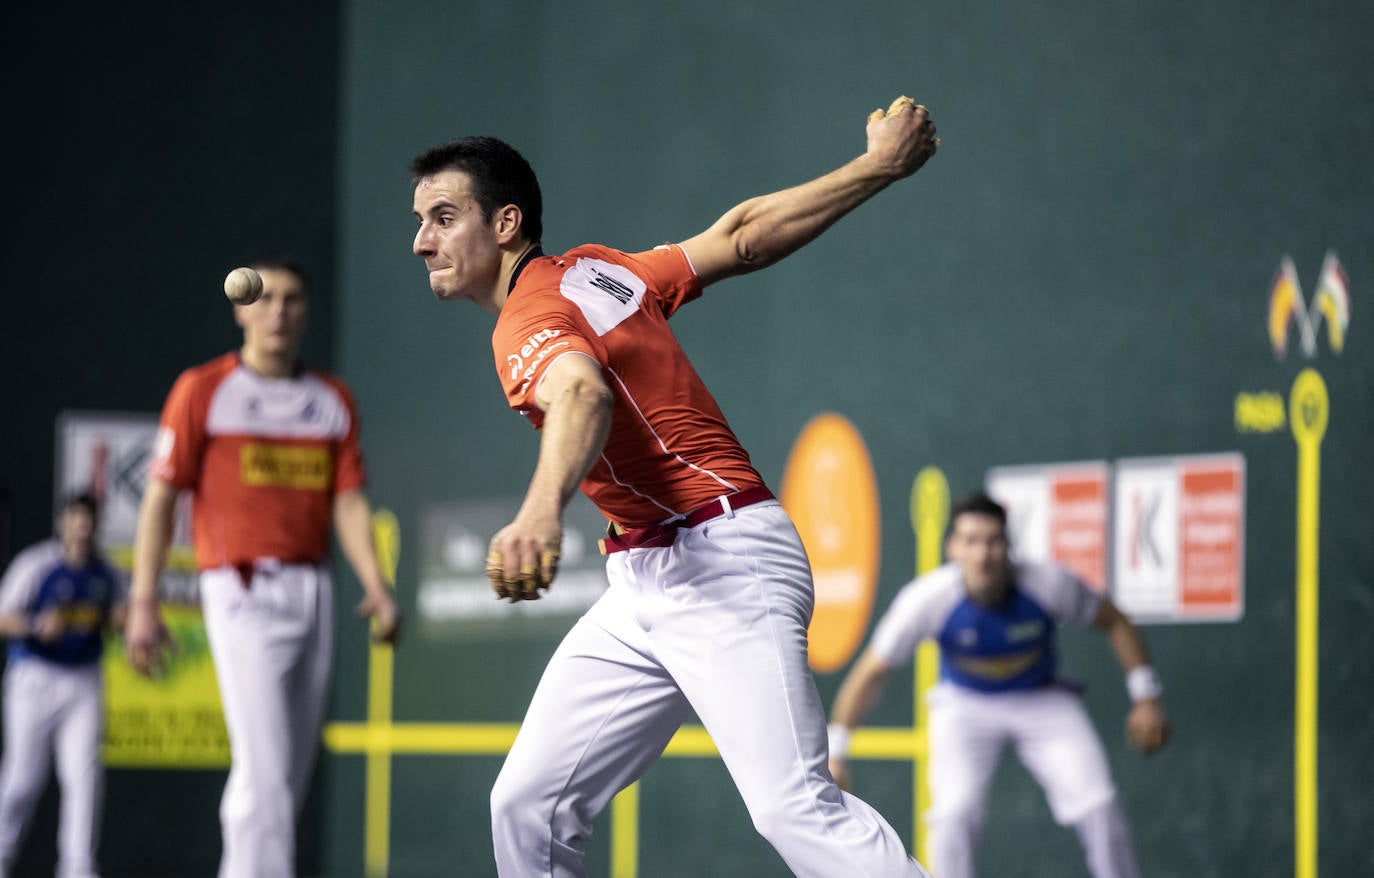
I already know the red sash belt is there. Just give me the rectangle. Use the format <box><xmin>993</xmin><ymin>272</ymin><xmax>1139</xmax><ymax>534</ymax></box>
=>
<box><xmin>598</xmin><ymin>487</ymin><xmax>776</xmax><ymax>555</ymax></box>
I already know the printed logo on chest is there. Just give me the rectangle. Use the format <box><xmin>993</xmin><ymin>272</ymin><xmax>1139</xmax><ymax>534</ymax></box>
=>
<box><xmin>1005</xmin><ymin>619</ymin><xmax>1045</xmax><ymax>643</ymax></box>
<box><xmin>240</xmin><ymin>444</ymin><xmax>332</xmax><ymax>490</ymax></box>
<box><xmin>954</xmin><ymin>649</ymin><xmax>1042</xmax><ymax>681</ymax></box>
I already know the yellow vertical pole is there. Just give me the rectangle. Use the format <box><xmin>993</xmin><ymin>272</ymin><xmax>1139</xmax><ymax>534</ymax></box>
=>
<box><xmin>1289</xmin><ymin>370</ymin><xmax>1326</xmax><ymax>878</ymax></box>
<box><xmin>911</xmin><ymin>468</ymin><xmax>949</xmax><ymax>868</ymax></box>
<box><xmin>365</xmin><ymin>510</ymin><xmax>401</xmax><ymax>878</ymax></box>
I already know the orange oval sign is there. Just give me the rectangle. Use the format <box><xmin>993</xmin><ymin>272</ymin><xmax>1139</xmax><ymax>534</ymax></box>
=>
<box><xmin>780</xmin><ymin>412</ymin><xmax>881</xmax><ymax>672</ymax></box>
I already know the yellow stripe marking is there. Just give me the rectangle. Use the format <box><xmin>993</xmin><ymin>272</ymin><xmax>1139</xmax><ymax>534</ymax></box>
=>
<box><xmin>1289</xmin><ymin>370</ymin><xmax>1326</xmax><ymax>878</ymax></box>
<box><xmin>911</xmin><ymin>468</ymin><xmax>948</xmax><ymax>867</ymax></box>
<box><xmin>324</xmin><ymin>722</ymin><xmax>922</xmax><ymax>760</ymax></box>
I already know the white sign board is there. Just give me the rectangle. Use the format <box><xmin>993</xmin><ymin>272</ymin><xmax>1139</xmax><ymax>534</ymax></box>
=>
<box><xmin>1113</xmin><ymin>453</ymin><xmax>1245</xmax><ymax>622</ymax></box>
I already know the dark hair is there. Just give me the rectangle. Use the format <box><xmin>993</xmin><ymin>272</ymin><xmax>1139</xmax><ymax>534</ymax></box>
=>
<box><xmin>63</xmin><ymin>493</ymin><xmax>99</xmax><ymax>519</ymax></box>
<box><xmin>410</xmin><ymin>136</ymin><xmax>543</xmax><ymax>244</ymax></box>
<box><xmin>947</xmin><ymin>491</ymin><xmax>1007</xmax><ymax>536</ymax></box>
<box><xmin>250</xmin><ymin>255</ymin><xmax>311</xmax><ymax>295</ymax></box>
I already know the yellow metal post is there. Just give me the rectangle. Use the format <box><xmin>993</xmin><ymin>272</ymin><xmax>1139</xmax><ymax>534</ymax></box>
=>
<box><xmin>364</xmin><ymin>510</ymin><xmax>401</xmax><ymax>878</ymax></box>
<box><xmin>610</xmin><ymin>782</ymin><xmax>640</xmax><ymax>878</ymax></box>
<box><xmin>1289</xmin><ymin>370</ymin><xmax>1326</xmax><ymax>878</ymax></box>
<box><xmin>910</xmin><ymin>469</ymin><xmax>948</xmax><ymax>867</ymax></box>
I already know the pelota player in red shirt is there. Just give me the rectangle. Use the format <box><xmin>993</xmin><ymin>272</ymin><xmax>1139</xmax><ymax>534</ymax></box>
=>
<box><xmin>124</xmin><ymin>259</ymin><xmax>401</xmax><ymax>878</ymax></box>
<box><xmin>411</xmin><ymin>97</ymin><xmax>937</xmax><ymax>876</ymax></box>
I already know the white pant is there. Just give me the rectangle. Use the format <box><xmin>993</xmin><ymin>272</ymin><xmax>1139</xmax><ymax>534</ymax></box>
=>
<box><xmin>0</xmin><ymin>660</ymin><xmax>103</xmax><ymax>878</ymax></box>
<box><xmin>924</xmin><ymin>683</ymin><xmax>1139</xmax><ymax>878</ymax></box>
<box><xmin>491</xmin><ymin>502</ymin><xmax>928</xmax><ymax>878</ymax></box>
<box><xmin>201</xmin><ymin>563</ymin><xmax>333</xmax><ymax>878</ymax></box>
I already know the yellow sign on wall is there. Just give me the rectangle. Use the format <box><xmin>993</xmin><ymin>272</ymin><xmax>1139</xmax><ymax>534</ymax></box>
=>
<box><xmin>103</xmin><ymin>603</ymin><xmax>229</xmax><ymax>768</ymax></box>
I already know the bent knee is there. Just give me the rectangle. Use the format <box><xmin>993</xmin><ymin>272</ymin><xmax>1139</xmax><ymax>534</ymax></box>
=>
<box><xmin>748</xmin><ymin>804</ymin><xmax>784</xmax><ymax>846</ymax></box>
<box><xmin>489</xmin><ymin>769</ymin><xmax>533</xmax><ymax>830</ymax></box>
<box><xmin>222</xmin><ymin>778</ymin><xmax>293</xmax><ymax>827</ymax></box>
<box><xmin>490</xmin><ymin>767</ymin><xmax>579</xmax><ymax>839</ymax></box>
<box><xmin>750</xmin><ymin>798</ymin><xmax>825</xmax><ymax>850</ymax></box>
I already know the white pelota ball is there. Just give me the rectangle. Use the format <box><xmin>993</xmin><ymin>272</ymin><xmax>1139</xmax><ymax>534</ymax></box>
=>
<box><xmin>224</xmin><ymin>267</ymin><xmax>263</xmax><ymax>305</ymax></box>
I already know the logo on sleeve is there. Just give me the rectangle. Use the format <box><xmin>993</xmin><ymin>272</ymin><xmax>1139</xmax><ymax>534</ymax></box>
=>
<box><xmin>560</xmin><ymin>259</ymin><xmax>646</xmax><ymax>336</ymax></box>
<box><xmin>506</xmin><ymin>329</ymin><xmax>564</xmax><ymax>381</ymax></box>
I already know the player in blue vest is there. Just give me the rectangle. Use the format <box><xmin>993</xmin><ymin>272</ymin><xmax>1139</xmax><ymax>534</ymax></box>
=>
<box><xmin>0</xmin><ymin>494</ymin><xmax>123</xmax><ymax>878</ymax></box>
<box><xmin>827</xmin><ymin>492</ymin><xmax>1170</xmax><ymax>878</ymax></box>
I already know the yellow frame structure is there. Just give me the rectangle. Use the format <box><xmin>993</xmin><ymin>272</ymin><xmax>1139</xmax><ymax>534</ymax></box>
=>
<box><xmin>339</xmin><ymin>416</ymin><xmax>1326</xmax><ymax>878</ymax></box>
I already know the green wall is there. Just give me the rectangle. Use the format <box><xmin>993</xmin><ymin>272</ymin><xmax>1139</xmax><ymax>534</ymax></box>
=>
<box><xmin>4</xmin><ymin>1</ymin><xmax>1370</xmax><ymax>875</ymax></box>
<box><xmin>334</xmin><ymin>1</ymin><xmax>1372</xmax><ymax>876</ymax></box>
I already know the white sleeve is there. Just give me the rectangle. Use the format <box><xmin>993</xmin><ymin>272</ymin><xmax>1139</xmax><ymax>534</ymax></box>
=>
<box><xmin>0</xmin><ymin>542</ymin><xmax>57</xmax><ymax>617</ymax></box>
<box><xmin>1017</xmin><ymin>562</ymin><xmax>1102</xmax><ymax>627</ymax></box>
<box><xmin>868</xmin><ymin>568</ymin><xmax>959</xmax><ymax>668</ymax></box>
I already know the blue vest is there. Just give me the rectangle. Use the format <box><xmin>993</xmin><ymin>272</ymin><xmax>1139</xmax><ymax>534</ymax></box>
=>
<box><xmin>937</xmin><ymin>584</ymin><xmax>1058</xmax><ymax>693</ymax></box>
<box><xmin>9</xmin><ymin>557</ymin><xmax>116</xmax><ymax>666</ymax></box>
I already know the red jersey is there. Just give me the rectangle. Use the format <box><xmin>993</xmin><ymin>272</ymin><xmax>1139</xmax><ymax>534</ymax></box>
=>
<box><xmin>493</xmin><ymin>243</ymin><xmax>764</xmax><ymax>528</ymax></box>
<box><xmin>150</xmin><ymin>353</ymin><xmax>365</xmax><ymax>570</ymax></box>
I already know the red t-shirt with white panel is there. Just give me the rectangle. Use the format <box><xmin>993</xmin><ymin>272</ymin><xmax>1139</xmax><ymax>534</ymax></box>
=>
<box><xmin>493</xmin><ymin>243</ymin><xmax>764</xmax><ymax>529</ymax></box>
<box><xmin>150</xmin><ymin>353</ymin><xmax>365</xmax><ymax>570</ymax></box>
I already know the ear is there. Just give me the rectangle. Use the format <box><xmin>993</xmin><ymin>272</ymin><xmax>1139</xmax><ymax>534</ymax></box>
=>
<box><xmin>492</xmin><ymin>203</ymin><xmax>525</xmax><ymax>245</ymax></box>
<box><xmin>232</xmin><ymin>304</ymin><xmax>249</xmax><ymax>328</ymax></box>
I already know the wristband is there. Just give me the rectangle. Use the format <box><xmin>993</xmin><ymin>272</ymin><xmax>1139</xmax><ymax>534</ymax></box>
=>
<box><xmin>827</xmin><ymin>723</ymin><xmax>851</xmax><ymax>760</ymax></box>
<box><xmin>1126</xmin><ymin>665</ymin><xmax>1163</xmax><ymax>702</ymax></box>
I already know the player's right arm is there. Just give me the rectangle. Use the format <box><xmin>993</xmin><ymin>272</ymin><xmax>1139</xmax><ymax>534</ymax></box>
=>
<box><xmin>126</xmin><ymin>367</ymin><xmax>208</xmax><ymax>675</ymax></box>
<box><xmin>679</xmin><ymin>96</ymin><xmax>937</xmax><ymax>288</ymax></box>
<box><xmin>486</xmin><ymin>351</ymin><xmax>613</xmax><ymax>602</ymax></box>
<box><xmin>0</xmin><ymin>546</ymin><xmax>38</xmax><ymax>639</ymax></box>
<box><xmin>0</xmin><ymin>612</ymin><xmax>29</xmax><ymax>639</ymax></box>
<box><xmin>827</xmin><ymin>647</ymin><xmax>897</xmax><ymax>791</ymax></box>
<box><xmin>0</xmin><ymin>544</ymin><xmax>65</xmax><ymax>642</ymax></box>
<box><xmin>125</xmin><ymin>477</ymin><xmax>177</xmax><ymax>676</ymax></box>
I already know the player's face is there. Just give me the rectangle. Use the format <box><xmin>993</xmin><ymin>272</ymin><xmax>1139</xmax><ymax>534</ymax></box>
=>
<box><xmin>235</xmin><ymin>268</ymin><xmax>308</xmax><ymax>360</ymax></box>
<box><xmin>412</xmin><ymin>170</ymin><xmax>504</xmax><ymax>309</ymax></box>
<box><xmin>59</xmin><ymin>505</ymin><xmax>97</xmax><ymax>562</ymax></box>
<box><xmin>947</xmin><ymin>512</ymin><xmax>1011</xmax><ymax>604</ymax></box>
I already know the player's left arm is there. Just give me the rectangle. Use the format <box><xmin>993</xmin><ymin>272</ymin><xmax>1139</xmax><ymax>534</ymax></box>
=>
<box><xmin>0</xmin><ymin>548</ymin><xmax>45</xmax><ymax>639</ymax></box>
<box><xmin>334</xmin><ymin>489</ymin><xmax>402</xmax><ymax>644</ymax></box>
<box><xmin>1093</xmin><ymin>598</ymin><xmax>1171</xmax><ymax>755</ymax></box>
<box><xmin>487</xmin><ymin>352</ymin><xmax>613</xmax><ymax>602</ymax></box>
<box><xmin>679</xmin><ymin>96</ymin><xmax>936</xmax><ymax>288</ymax></box>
